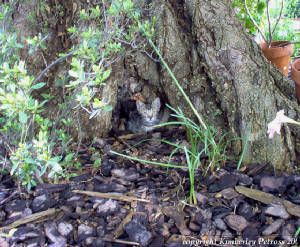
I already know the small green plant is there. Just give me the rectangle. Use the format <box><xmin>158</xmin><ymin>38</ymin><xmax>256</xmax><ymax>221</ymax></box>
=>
<box><xmin>11</xmin><ymin>131</ymin><xmax>64</xmax><ymax>190</ymax></box>
<box><xmin>90</xmin><ymin>149</ymin><xmax>102</xmax><ymax>168</ymax></box>
<box><xmin>54</xmin><ymin>0</ymin><xmax>153</xmax><ymax>121</ymax></box>
<box><xmin>0</xmin><ymin>61</ymin><xmax>64</xmax><ymax>190</ymax></box>
<box><xmin>157</xmin><ymin>106</ymin><xmax>246</xmax><ymax>204</ymax></box>
<box><xmin>295</xmin><ymin>226</ymin><xmax>300</xmax><ymax>239</ymax></box>
<box><xmin>112</xmin><ymin>16</ymin><xmax>247</xmax><ymax>204</ymax></box>
<box><xmin>0</xmin><ymin>0</ymin><xmax>155</xmax><ymax>190</ymax></box>
<box><xmin>0</xmin><ymin>32</ymin><xmax>23</xmax><ymax>66</ymax></box>
<box><xmin>157</xmin><ymin>106</ymin><xmax>230</xmax><ymax>173</ymax></box>
<box><xmin>26</xmin><ymin>34</ymin><xmax>47</xmax><ymax>55</ymax></box>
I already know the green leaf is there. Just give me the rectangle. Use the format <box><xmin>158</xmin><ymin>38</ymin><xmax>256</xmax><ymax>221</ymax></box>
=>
<box><xmin>65</xmin><ymin>153</ymin><xmax>74</xmax><ymax>163</ymax></box>
<box><xmin>27</xmin><ymin>181</ymin><xmax>32</xmax><ymax>190</ymax></box>
<box><xmin>295</xmin><ymin>226</ymin><xmax>300</xmax><ymax>238</ymax></box>
<box><xmin>101</xmin><ymin>69</ymin><xmax>111</xmax><ymax>82</ymax></box>
<box><xmin>15</xmin><ymin>43</ymin><xmax>24</xmax><ymax>48</ymax></box>
<box><xmin>89</xmin><ymin>109</ymin><xmax>100</xmax><ymax>119</ymax></box>
<box><xmin>41</xmin><ymin>165</ymin><xmax>47</xmax><ymax>176</ymax></box>
<box><xmin>94</xmin><ymin>158</ymin><xmax>101</xmax><ymax>168</ymax></box>
<box><xmin>50</xmin><ymin>156</ymin><xmax>61</xmax><ymax>163</ymax></box>
<box><xmin>19</xmin><ymin>111</ymin><xmax>28</xmax><ymax>123</ymax></box>
<box><xmin>75</xmin><ymin>162</ymin><xmax>82</xmax><ymax>168</ymax></box>
<box><xmin>49</xmin><ymin>161</ymin><xmax>62</xmax><ymax>173</ymax></box>
<box><xmin>31</xmin><ymin>180</ymin><xmax>37</xmax><ymax>186</ymax></box>
<box><xmin>19</xmin><ymin>76</ymin><xmax>32</xmax><ymax>88</ymax></box>
<box><xmin>104</xmin><ymin>105</ymin><xmax>113</xmax><ymax>111</ymax></box>
<box><xmin>10</xmin><ymin>161</ymin><xmax>19</xmax><ymax>175</ymax></box>
<box><xmin>69</xmin><ymin>70</ymin><xmax>78</xmax><ymax>78</ymax></box>
<box><xmin>257</xmin><ymin>2</ymin><xmax>266</xmax><ymax>15</ymax></box>
<box><xmin>24</xmin><ymin>158</ymin><xmax>35</xmax><ymax>164</ymax></box>
<box><xmin>67</xmin><ymin>26</ymin><xmax>77</xmax><ymax>33</ymax></box>
<box><xmin>31</xmin><ymin>82</ymin><xmax>46</xmax><ymax>90</ymax></box>
<box><xmin>41</xmin><ymin>93</ymin><xmax>53</xmax><ymax>99</ymax></box>
<box><xmin>38</xmin><ymin>100</ymin><xmax>48</xmax><ymax>108</ymax></box>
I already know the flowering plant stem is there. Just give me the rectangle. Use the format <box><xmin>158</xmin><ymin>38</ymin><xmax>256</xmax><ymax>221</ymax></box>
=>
<box><xmin>147</xmin><ymin>38</ymin><xmax>209</xmax><ymax>133</ymax></box>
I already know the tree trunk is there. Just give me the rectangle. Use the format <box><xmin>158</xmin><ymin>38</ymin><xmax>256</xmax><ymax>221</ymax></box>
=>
<box><xmin>9</xmin><ymin>0</ymin><xmax>300</xmax><ymax>170</ymax></box>
<box><xmin>132</xmin><ymin>0</ymin><xmax>299</xmax><ymax>170</ymax></box>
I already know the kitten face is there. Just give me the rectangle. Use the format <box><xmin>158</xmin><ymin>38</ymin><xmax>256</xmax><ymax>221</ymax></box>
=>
<box><xmin>136</xmin><ymin>97</ymin><xmax>161</xmax><ymax>125</ymax></box>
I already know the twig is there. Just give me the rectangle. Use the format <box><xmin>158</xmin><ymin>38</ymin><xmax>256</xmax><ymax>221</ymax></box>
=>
<box><xmin>116</xmin><ymin>133</ymin><xmax>146</xmax><ymax>140</ymax></box>
<box><xmin>235</xmin><ymin>186</ymin><xmax>300</xmax><ymax>217</ymax></box>
<box><xmin>72</xmin><ymin>190</ymin><xmax>150</xmax><ymax>203</ymax></box>
<box><xmin>49</xmin><ymin>86</ymin><xmax>81</xmax><ymax>141</ymax></box>
<box><xmin>0</xmin><ymin>208</ymin><xmax>58</xmax><ymax>231</ymax></box>
<box><xmin>32</xmin><ymin>50</ymin><xmax>78</xmax><ymax>86</ymax></box>
<box><xmin>266</xmin><ymin>0</ymin><xmax>272</xmax><ymax>46</ymax></box>
<box><xmin>147</xmin><ymin>38</ymin><xmax>209</xmax><ymax>132</ymax></box>
<box><xmin>103</xmin><ymin>238</ymin><xmax>139</xmax><ymax>246</ymax></box>
<box><xmin>270</xmin><ymin>0</ymin><xmax>284</xmax><ymax>46</ymax></box>
<box><xmin>75</xmin><ymin>110</ymin><xmax>82</xmax><ymax>158</ymax></box>
<box><xmin>114</xmin><ymin>135</ymin><xmax>139</xmax><ymax>152</ymax></box>
<box><xmin>0</xmin><ymin>191</ymin><xmax>18</xmax><ymax>206</ymax></box>
<box><xmin>244</xmin><ymin>0</ymin><xmax>267</xmax><ymax>43</ymax></box>
<box><xmin>110</xmin><ymin>150</ymin><xmax>188</xmax><ymax>170</ymax></box>
<box><xmin>113</xmin><ymin>211</ymin><xmax>135</xmax><ymax>238</ymax></box>
<box><xmin>113</xmin><ymin>37</ymin><xmax>160</xmax><ymax>62</ymax></box>
<box><xmin>245</xmin><ymin>0</ymin><xmax>284</xmax><ymax>48</ymax></box>
<box><xmin>267</xmin><ymin>0</ymin><xmax>283</xmax><ymax>48</ymax></box>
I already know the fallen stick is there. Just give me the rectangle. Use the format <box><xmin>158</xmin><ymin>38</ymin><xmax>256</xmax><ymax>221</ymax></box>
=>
<box><xmin>103</xmin><ymin>238</ymin><xmax>139</xmax><ymax>246</ymax></box>
<box><xmin>235</xmin><ymin>186</ymin><xmax>300</xmax><ymax>217</ymax></box>
<box><xmin>0</xmin><ymin>208</ymin><xmax>58</xmax><ymax>231</ymax></box>
<box><xmin>72</xmin><ymin>190</ymin><xmax>150</xmax><ymax>203</ymax></box>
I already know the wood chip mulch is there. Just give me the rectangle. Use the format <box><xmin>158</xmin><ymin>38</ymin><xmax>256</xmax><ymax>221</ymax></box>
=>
<box><xmin>0</xmin><ymin>126</ymin><xmax>299</xmax><ymax>247</ymax></box>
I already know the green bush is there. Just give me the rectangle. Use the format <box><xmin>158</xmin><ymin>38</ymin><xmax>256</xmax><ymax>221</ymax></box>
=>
<box><xmin>232</xmin><ymin>0</ymin><xmax>266</xmax><ymax>35</ymax></box>
<box><xmin>0</xmin><ymin>61</ymin><xmax>63</xmax><ymax>190</ymax></box>
<box><xmin>0</xmin><ymin>0</ymin><xmax>154</xmax><ymax>189</ymax></box>
<box><xmin>285</xmin><ymin>0</ymin><xmax>300</xmax><ymax>18</ymax></box>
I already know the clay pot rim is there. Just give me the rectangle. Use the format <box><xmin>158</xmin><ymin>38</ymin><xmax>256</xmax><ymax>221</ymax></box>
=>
<box><xmin>291</xmin><ymin>58</ymin><xmax>300</xmax><ymax>86</ymax></box>
<box><xmin>260</xmin><ymin>41</ymin><xmax>291</xmax><ymax>49</ymax></box>
<box><xmin>260</xmin><ymin>41</ymin><xmax>294</xmax><ymax>59</ymax></box>
<box><xmin>291</xmin><ymin>58</ymin><xmax>300</xmax><ymax>71</ymax></box>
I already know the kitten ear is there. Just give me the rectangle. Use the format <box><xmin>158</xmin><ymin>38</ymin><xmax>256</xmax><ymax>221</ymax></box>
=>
<box><xmin>136</xmin><ymin>100</ymin><xmax>146</xmax><ymax>111</ymax></box>
<box><xmin>152</xmin><ymin>98</ymin><xmax>161</xmax><ymax>109</ymax></box>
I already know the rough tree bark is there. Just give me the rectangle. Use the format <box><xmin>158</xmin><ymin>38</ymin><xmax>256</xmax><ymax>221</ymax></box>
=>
<box><xmin>145</xmin><ymin>0</ymin><xmax>299</xmax><ymax>170</ymax></box>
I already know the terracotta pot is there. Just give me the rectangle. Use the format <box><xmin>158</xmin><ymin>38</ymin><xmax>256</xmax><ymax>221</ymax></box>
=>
<box><xmin>291</xmin><ymin>58</ymin><xmax>300</xmax><ymax>104</ymax></box>
<box><xmin>260</xmin><ymin>41</ymin><xmax>294</xmax><ymax>76</ymax></box>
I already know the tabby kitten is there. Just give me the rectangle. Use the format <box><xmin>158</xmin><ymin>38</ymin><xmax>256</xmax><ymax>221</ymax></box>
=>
<box><xmin>127</xmin><ymin>98</ymin><xmax>162</xmax><ymax>133</ymax></box>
